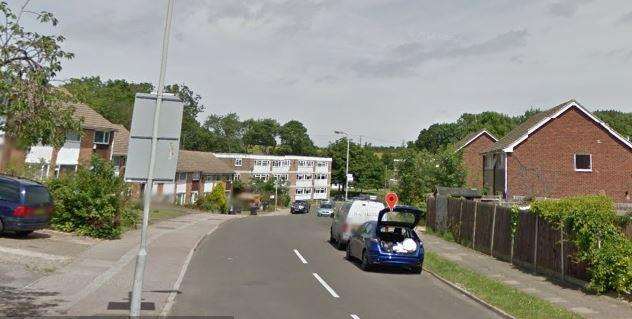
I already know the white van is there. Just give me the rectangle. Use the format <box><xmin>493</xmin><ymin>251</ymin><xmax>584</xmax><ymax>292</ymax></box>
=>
<box><xmin>330</xmin><ymin>200</ymin><xmax>385</xmax><ymax>250</ymax></box>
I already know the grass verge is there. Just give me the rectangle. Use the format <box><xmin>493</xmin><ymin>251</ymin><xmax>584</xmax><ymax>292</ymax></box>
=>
<box><xmin>424</xmin><ymin>251</ymin><xmax>581</xmax><ymax>319</ymax></box>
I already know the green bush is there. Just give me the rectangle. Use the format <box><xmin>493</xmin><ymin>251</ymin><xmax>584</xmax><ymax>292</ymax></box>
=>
<box><xmin>531</xmin><ymin>195</ymin><xmax>632</xmax><ymax>294</ymax></box>
<box><xmin>47</xmin><ymin>156</ymin><xmax>134</xmax><ymax>239</ymax></box>
<box><xmin>195</xmin><ymin>184</ymin><xmax>227</xmax><ymax>213</ymax></box>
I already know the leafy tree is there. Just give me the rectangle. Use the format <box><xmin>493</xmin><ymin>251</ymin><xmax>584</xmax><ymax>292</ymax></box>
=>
<box><xmin>165</xmin><ymin>83</ymin><xmax>209</xmax><ymax>151</ymax></box>
<box><xmin>62</xmin><ymin>77</ymin><xmax>152</xmax><ymax>127</ymax></box>
<box><xmin>327</xmin><ymin>138</ymin><xmax>386</xmax><ymax>191</ymax></box>
<box><xmin>243</xmin><ymin>118</ymin><xmax>280</xmax><ymax>151</ymax></box>
<box><xmin>594</xmin><ymin>110</ymin><xmax>632</xmax><ymax>139</ymax></box>
<box><xmin>414</xmin><ymin>123</ymin><xmax>462</xmax><ymax>152</ymax></box>
<box><xmin>277</xmin><ymin>120</ymin><xmax>316</xmax><ymax>155</ymax></box>
<box><xmin>203</xmin><ymin>113</ymin><xmax>245</xmax><ymax>152</ymax></box>
<box><xmin>195</xmin><ymin>183</ymin><xmax>227</xmax><ymax>213</ymax></box>
<box><xmin>0</xmin><ymin>1</ymin><xmax>79</xmax><ymax>169</ymax></box>
<box><xmin>397</xmin><ymin>147</ymin><xmax>465</xmax><ymax>209</ymax></box>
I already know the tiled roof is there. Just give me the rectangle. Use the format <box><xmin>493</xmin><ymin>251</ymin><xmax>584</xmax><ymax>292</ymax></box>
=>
<box><xmin>112</xmin><ymin>124</ymin><xmax>129</xmax><ymax>156</ymax></box>
<box><xmin>177</xmin><ymin>150</ymin><xmax>235</xmax><ymax>174</ymax></box>
<box><xmin>454</xmin><ymin>129</ymin><xmax>498</xmax><ymax>152</ymax></box>
<box><xmin>484</xmin><ymin>100</ymin><xmax>574</xmax><ymax>153</ymax></box>
<box><xmin>70</xmin><ymin>103</ymin><xmax>119</xmax><ymax>131</ymax></box>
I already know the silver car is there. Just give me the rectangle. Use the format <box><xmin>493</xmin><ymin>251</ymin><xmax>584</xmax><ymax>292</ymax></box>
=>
<box><xmin>316</xmin><ymin>200</ymin><xmax>334</xmax><ymax>217</ymax></box>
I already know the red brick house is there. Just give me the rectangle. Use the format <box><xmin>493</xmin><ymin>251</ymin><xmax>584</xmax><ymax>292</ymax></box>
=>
<box><xmin>483</xmin><ymin>99</ymin><xmax>632</xmax><ymax>202</ymax></box>
<box><xmin>454</xmin><ymin>129</ymin><xmax>498</xmax><ymax>189</ymax></box>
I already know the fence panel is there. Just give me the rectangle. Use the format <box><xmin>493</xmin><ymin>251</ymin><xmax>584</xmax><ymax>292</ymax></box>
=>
<box><xmin>492</xmin><ymin>206</ymin><xmax>512</xmax><ymax>261</ymax></box>
<box><xmin>536</xmin><ymin>218</ymin><xmax>562</xmax><ymax>274</ymax></box>
<box><xmin>513</xmin><ymin>211</ymin><xmax>536</xmax><ymax>266</ymax></box>
<box><xmin>446</xmin><ymin>197</ymin><xmax>462</xmax><ymax>241</ymax></box>
<box><xmin>459</xmin><ymin>200</ymin><xmax>476</xmax><ymax>245</ymax></box>
<box><xmin>426</xmin><ymin>195</ymin><xmax>436</xmax><ymax>230</ymax></box>
<box><xmin>565</xmin><ymin>236</ymin><xmax>590</xmax><ymax>282</ymax></box>
<box><xmin>473</xmin><ymin>202</ymin><xmax>494</xmax><ymax>254</ymax></box>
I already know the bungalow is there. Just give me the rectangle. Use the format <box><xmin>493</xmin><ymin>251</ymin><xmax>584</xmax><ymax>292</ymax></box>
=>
<box><xmin>454</xmin><ymin>129</ymin><xmax>498</xmax><ymax>189</ymax></box>
<box><xmin>482</xmin><ymin>99</ymin><xmax>632</xmax><ymax>202</ymax></box>
<box><xmin>0</xmin><ymin>103</ymin><xmax>120</xmax><ymax>178</ymax></box>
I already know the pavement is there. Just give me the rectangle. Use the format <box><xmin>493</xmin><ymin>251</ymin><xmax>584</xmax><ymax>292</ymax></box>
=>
<box><xmin>420</xmin><ymin>231</ymin><xmax>632</xmax><ymax>319</ymax></box>
<box><xmin>0</xmin><ymin>211</ymin><xmax>244</xmax><ymax>316</ymax></box>
<box><xmin>169</xmin><ymin>212</ymin><xmax>502</xmax><ymax>319</ymax></box>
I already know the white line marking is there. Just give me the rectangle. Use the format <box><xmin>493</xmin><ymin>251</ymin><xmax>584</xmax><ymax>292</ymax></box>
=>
<box><xmin>313</xmin><ymin>273</ymin><xmax>339</xmax><ymax>298</ymax></box>
<box><xmin>350</xmin><ymin>314</ymin><xmax>361</xmax><ymax>319</ymax></box>
<box><xmin>293</xmin><ymin>249</ymin><xmax>308</xmax><ymax>264</ymax></box>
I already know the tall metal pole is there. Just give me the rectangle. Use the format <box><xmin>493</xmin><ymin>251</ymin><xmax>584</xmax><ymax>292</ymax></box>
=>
<box><xmin>274</xmin><ymin>180</ymin><xmax>278</xmax><ymax>211</ymax></box>
<box><xmin>130</xmin><ymin>0</ymin><xmax>174</xmax><ymax>316</ymax></box>
<box><xmin>344</xmin><ymin>136</ymin><xmax>350</xmax><ymax>201</ymax></box>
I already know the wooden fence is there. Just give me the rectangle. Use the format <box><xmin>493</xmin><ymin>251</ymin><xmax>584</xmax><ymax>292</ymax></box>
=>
<box><xmin>426</xmin><ymin>195</ymin><xmax>589</xmax><ymax>284</ymax></box>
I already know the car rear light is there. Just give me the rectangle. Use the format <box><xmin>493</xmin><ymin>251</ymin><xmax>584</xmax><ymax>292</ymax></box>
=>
<box><xmin>12</xmin><ymin>205</ymin><xmax>33</xmax><ymax>217</ymax></box>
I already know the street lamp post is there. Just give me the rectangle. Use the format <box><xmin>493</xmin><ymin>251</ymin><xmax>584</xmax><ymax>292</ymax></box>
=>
<box><xmin>334</xmin><ymin>130</ymin><xmax>350</xmax><ymax>201</ymax></box>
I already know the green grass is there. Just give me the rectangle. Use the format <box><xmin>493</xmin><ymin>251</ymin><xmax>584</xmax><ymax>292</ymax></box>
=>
<box><xmin>424</xmin><ymin>251</ymin><xmax>581</xmax><ymax>319</ymax></box>
<box><xmin>148</xmin><ymin>208</ymin><xmax>189</xmax><ymax>224</ymax></box>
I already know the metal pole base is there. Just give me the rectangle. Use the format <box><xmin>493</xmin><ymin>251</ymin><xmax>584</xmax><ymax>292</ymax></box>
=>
<box><xmin>130</xmin><ymin>249</ymin><xmax>148</xmax><ymax>316</ymax></box>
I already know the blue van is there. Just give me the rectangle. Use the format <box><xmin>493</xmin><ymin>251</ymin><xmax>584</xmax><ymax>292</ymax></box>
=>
<box><xmin>0</xmin><ymin>176</ymin><xmax>53</xmax><ymax>237</ymax></box>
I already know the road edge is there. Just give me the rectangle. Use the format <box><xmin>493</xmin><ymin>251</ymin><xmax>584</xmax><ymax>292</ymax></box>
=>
<box><xmin>423</xmin><ymin>266</ymin><xmax>516</xmax><ymax>319</ymax></box>
<box><xmin>160</xmin><ymin>216</ymin><xmax>245</xmax><ymax>316</ymax></box>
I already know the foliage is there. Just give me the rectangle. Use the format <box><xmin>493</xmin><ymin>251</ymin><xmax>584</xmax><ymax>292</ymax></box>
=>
<box><xmin>47</xmin><ymin>156</ymin><xmax>134</xmax><ymax>239</ymax></box>
<box><xmin>62</xmin><ymin>76</ymin><xmax>153</xmax><ymax>127</ymax></box>
<box><xmin>243</xmin><ymin>118</ymin><xmax>280</xmax><ymax>149</ymax></box>
<box><xmin>396</xmin><ymin>147</ymin><xmax>465</xmax><ymax>209</ymax></box>
<box><xmin>195</xmin><ymin>183</ymin><xmax>228</xmax><ymax>213</ymax></box>
<box><xmin>594</xmin><ymin>110</ymin><xmax>632</xmax><ymax>139</ymax></box>
<box><xmin>326</xmin><ymin>137</ymin><xmax>386</xmax><ymax>191</ymax></box>
<box><xmin>276</xmin><ymin>120</ymin><xmax>316</xmax><ymax>155</ymax></box>
<box><xmin>0</xmin><ymin>1</ymin><xmax>79</xmax><ymax>165</ymax></box>
<box><xmin>531</xmin><ymin>195</ymin><xmax>632</xmax><ymax>294</ymax></box>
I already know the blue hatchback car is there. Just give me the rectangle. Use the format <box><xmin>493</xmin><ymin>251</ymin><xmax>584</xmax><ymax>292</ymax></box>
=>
<box><xmin>0</xmin><ymin>175</ymin><xmax>53</xmax><ymax>237</ymax></box>
<box><xmin>346</xmin><ymin>205</ymin><xmax>424</xmax><ymax>273</ymax></box>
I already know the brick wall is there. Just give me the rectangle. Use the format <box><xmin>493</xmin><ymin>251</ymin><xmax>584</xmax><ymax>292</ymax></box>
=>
<box><xmin>461</xmin><ymin>134</ymin><xmax>496</xmax><ymax>189</ymax></box>
<box><xmin>507</xmin><ymin>107</ymin><xmax>632</xmax><ymax>202</ymax></box>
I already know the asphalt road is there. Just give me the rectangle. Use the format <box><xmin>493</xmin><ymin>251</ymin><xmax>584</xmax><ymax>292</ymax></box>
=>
<box><xmin>171</xmin><ymin>212</ymin><xmax>501</xmax><ymax>319</ymax></box>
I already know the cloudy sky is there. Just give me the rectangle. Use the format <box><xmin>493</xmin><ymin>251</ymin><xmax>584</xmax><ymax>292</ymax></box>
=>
<box><xmin>13</xmin><ymin>0</ymin><xmax>632</xmax><ymax>146</ymax></box>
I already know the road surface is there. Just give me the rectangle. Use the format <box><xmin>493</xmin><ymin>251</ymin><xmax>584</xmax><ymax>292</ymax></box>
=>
<box><xmin>171</xmin><ymin>212</ymin><xmax>501</xmax><ymax>319</ymax></box>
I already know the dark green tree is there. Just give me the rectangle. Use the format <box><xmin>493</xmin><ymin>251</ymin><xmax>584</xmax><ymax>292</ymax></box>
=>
<box><xmin>327</xmin><ymin>138</ymin><xmax>385</xmax><ymax>191</ymax></box>
<box><xmin>203</xmin><ymin>113</ymin><xmax>245</xmax><ymax>152</ymax></box>
<box><xmin>277</xmin><ymin>120</ymin><xmax>316</xmax><ymax>155</ymax></box>
<box><xmin>243</xmin><ymin>118</ymin><xmax>280</xmax><ymax>151</ymax></box>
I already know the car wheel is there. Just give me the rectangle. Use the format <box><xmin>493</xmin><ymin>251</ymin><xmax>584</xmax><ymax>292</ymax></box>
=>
<box><xmin>411</xmin><ymin>265</ymin><xmax>422</xmax><ymax>274</ymax></box>
<box><xmin>361</xmin><ymin>250</ymin><xmax>372</xmax><ymax>271</ymax></box>
<box><xmin>15</xmin><ymin>230</ymin><xmax>32</xmax><ymax>238</ymax></box>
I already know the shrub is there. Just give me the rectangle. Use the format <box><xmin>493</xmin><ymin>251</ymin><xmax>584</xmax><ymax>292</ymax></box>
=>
<box><xmin>195</xmin><ymin>184</ymin><xmax>227</xmax><ymax>213</ymax></box>
<box><xmin>531</xmin><ymin>195</ymin><xmax>632</xmax><ymax>294</ymax></box>
<box><xmin>47</xmin><ymin>156</ymin><xmax>133</xmax><ymax>239</ymax></box>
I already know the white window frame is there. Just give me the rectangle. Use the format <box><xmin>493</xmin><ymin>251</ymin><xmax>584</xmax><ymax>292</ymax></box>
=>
<box><xmin>316</xmin><ymin>162</ymin><xmax>327</xmax><ymax>167</ymax></box>
<box><xmin>177</xmin><ymin>172</ymin><xmax>187</xmax><ymax>182</ymax></box>
<box><xmin>191</xmin><ymin>172</ymin><xmax>201</xmax><ymax>181</ymax></box>
<box><xmin>93</xmin><ymin>130</ymin><xmax>111</xmax><ymax>145</ymax></box>
<box><xmin>296</xmin><ymin>174</ymin><xmax>304</xmax><ymax>180</ymax></box>
<box><xmin>272</xmin><ymin>160</ymin><xmax>281</xmax><ymax>167</ymax></box>
<box><xmin>304</xmin><ymin>174</ymin><xmax>312</xmax><ymax>180</ymax></box>
<box><xmin>66</xmin><ymin>131</ymin><xmax>81</xmax><ymax>143</ymax></box>
<box><xmin>234</xmin><ymin>158</ymin><xmax>243</xmax><ymax>166</ymax></box>
<box><xmin>298</xmin><ymin>160</ymin><xmax>306</xmax><ymax>167</ymax></box>
<box><xmin>307</xmin><ymin>161</ymin><xmax>314</xmax><ymax>167</ymax></box>
<box><xmin>574</xmin><ymin>154</ymin><xmax>592</xmax><ymax>172</ymax></box>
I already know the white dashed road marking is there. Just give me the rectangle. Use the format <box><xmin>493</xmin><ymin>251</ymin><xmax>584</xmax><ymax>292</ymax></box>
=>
<box><xmin>293</xmin><ymin>249</ymin><xmax>308</xmax><ymax>264</ymax></box>
<box><xmin>350</xmin><ymin>314</ymin><xmax>361</xmax><ymax>319</ymax></box>
<box><xmin>312</xmin><ymin>273</ymin><xmax>340</xmax><ymax>298</ymax></box>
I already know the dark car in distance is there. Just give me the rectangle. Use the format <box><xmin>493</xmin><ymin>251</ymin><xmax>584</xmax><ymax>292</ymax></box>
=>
<box><xmin>0</xmin><ymin>175</ymin><xmax>53</xmax><ymax>237</ymax></box>
<box><xmin>346</xmin><ymin>205</ymin><xmax>424</xmax><ymax>273</ymax></box>
<box><xmin>290</xmin><ymin>200</ymin><xmax>310</xmax><ymax>214</ymax></box>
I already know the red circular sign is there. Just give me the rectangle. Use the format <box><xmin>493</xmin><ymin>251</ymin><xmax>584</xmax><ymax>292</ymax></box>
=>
<box><xmin>385</xmin><ymin>192</ymin><xmax>398</xmax><ymax>211</ymax></box>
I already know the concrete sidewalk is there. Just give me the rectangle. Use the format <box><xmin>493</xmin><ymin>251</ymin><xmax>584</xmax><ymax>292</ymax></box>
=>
<box><xmin>420</xmin><ymin>231</ymin><xmax>632</xmax><ymax>318</ymax></box>
<box><xmin>4</xmin><ymin>212</ymin><xmax>242</xmax><ymax>317</ymax></box>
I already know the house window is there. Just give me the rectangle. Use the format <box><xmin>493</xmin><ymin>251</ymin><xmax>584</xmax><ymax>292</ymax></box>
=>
<box><xmin>253</xmin><ymin>173</ymin><xmax>269</xmax><ymax>181</ymax></box>
<box><xmin>234</xmin><ymin>158</ymin><xmax>242</xmax><ymax>166</ymax></box>
<box><xmin>191</xmin><ymin>172</ymin><xmax>200</xmax><ymax>181</ymax></box>
<box><xmin>296</xmin><ymin>188</ymin><xmax>304</xmax><ymax>195</ymax></box>
<box><xmin>65</xmin><ymin>131</ymin><xmax>81</xmax><ymax>143</ymax></box>
<box><xmin>484</xmin><ymin>155</ymin><xmax>495</xmax><ymax>169</ymax></box>
<box><xmin>296</xmin><ymin>174</ymin><xmax>304</xmax><ymax>180</ymax></box>
<box><xmin>307</xmin><ymin>161</ymin><xmax>314</xmax><ymax>167</ymax></box>
<box><xmin>176</xmin><ymin>193</ymin><xmax>186</xmax><ymax>206</ymax></box>
<box><xmin>177</xmin><ymin>172</ymin><xmax>187</xmax><ymax>181</ymax></box>
<box><xmin>316</xmin><ymin>162</ymin><xmax>327</xmax><ymax>168</ymax></box>
<box><xmin>255</xmin><ymin>160</ymin><xmax>270</xmax><ymax>166</ymax></box>
<box><xmin>304</xmin><ymin>174</ymin><xmax>312</xmax><ymax>180</ymax></box>
<box><xmin>93</xmin><ymin>131</ymin><xmax>111</xmax><ymax>145</ymax></box>
<box><xmin>298</xmin><ymin>160</ymin><xmax>306</xmax><ymax>167</ymax></box>
<box><xmin>574</xmin><ymin>154</ymin><xmax>592</xmax><ymax>171</ymax></box>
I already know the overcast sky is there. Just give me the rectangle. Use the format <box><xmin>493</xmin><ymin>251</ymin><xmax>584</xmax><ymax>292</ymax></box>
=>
<box><xmin>13</xmin><ymin>0</ymin><xmax>632</xmax><ymax>146</ymax></box>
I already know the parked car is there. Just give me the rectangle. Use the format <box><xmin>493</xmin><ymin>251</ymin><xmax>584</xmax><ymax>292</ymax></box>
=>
<box><xmin>316</xmin><ymin>200</ymin><xmax>334</xmax><ymax>217</ymax></box>
<box><xmin>330</xmin><ymin>200</ymin><xmax>385</xmax><ymax>250</ymax></box>
<box><xmin>0</xmin><ymin>176</ymin><xmax>53</xmax><ymax>237</ymax></box>
<box><xmin>346</xmin><ymin>205</ymin><xmax>424</xmax><ymax>273</ymax></box>
<box><xmin>290</xmin><ymin>200</ymin><xmax>310</xmax><ymax>214</ymax></box>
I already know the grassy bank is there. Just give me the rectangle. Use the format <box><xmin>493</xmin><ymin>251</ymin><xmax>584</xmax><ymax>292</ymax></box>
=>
<box><xmin>424</xmin><ymin>251</ymin><xmax>581</xmax><ymax>319</ymax></box>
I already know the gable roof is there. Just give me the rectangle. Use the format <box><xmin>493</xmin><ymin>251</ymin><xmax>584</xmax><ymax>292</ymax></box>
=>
<box><xmin>454</xmin><ymin>129</ymin><xmax>498</xmax><ymax>152</ymax></box>
<box><xmin>111</xmin><ymin>124</ymin><xmax>129</xmax><ymax>156</ymax></box>
<box><xmin>70</xmin><ymin>103</ymin><xmax>118</xmax><ymax>131</ymax></box>
<box><xmin>484</xmin><ymin>99</ymin><xmax>632</xmax><ymax>153</ymax></box>
<box><xmin>177</xmin><ymin>150</ymin><xmax>235</xmax><ymax>174</ymax></box>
